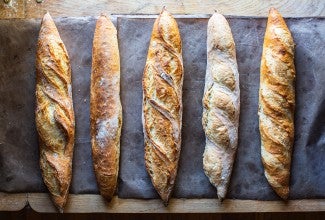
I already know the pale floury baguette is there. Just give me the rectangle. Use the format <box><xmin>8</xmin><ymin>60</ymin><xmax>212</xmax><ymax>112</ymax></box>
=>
<box><xmin>202</xmin><ymin>13</ymin><xmax>240</xmax><ymax>200</ymax></box>
<box><xmin>142</xmin><ymin>8</ymin><xmax>183</xmax><ymax>205</ymax></box>
<box><xmin>35</xmin><ymin>12</ymin><xmax>75</xmax><ymax>212</ymax></box>
<box><xmin>259</xmin><ymin>8</ymin><xmax>295</xmax><ymax>199</ymax></box>
<box><xmin>90</xmin><ymin>15</ymin><xmax>122</xmax><ymax>201</ymax></box>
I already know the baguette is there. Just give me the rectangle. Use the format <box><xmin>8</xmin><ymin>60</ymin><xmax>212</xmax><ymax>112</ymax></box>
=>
<box><xmin>142</xmin><ymin>8</ymin><xmax>183</xmax><ymax>205</ymax></box>
<box><xmin>90</xmin><ymin>14</ymin><xmax>122</xmax><ymax>201</ymax></box>
<box><xmin>35</xmin><ymin>12</ymin><xmax>75</xmax><ymax>212</ymax></box>
<box><xmin>202</xmin><ymin>13</ymin><xmax>240</xmax><ymax>200</ymax></box>
<box><xmin>259</xmin><ymin>8</ymin><xmax>295</xmax><ymax>199</ymax></box>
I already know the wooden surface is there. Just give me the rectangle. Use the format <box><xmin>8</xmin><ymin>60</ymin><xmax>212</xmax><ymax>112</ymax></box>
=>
<box><xmin>1</xmin><ymin>210</ymin><xmax>325</xmax><ymax>220</ymax></box>
<box><xmin>1</xmin><ymin>192</ymin><xmax>325</xmax><ymax>213</ymax></box>
<box><xmin>0</xmin><ymin>0</ymin><xmax>324</xmax><ymax>19</ymax></box>
<box><xmin>0</xmin><ymin>193</ymin><xmax>27</xmax><ymax>211</ymax></box>
<box><xmin>0</xmin><ymin>193</ymin><xmax>323</xmax><ymax>213</ymax></box>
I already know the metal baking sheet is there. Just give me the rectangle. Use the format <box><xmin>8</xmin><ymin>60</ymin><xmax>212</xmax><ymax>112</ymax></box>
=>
<box><xmin>0</xmin><ymin>16</ymin><xmax>324</xmax><ymax>200</ymax></box>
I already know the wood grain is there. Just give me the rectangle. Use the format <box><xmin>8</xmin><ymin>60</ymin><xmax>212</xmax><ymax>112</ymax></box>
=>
<box><xmin>2</xmin><ymin>210</ymin><xmax>324</xmax><ymax>220</ymax></box>
<box><xmin>0</xmin><ymin>193</ymin><xmax>27</xmax><ymax>211</ymax></box>
<box><xmin>0</xmin><ymin>0</ymin><xmax>25</xmax><ymax>19</ymax></box>
<box><xmin>27</xmin><ymin>193</ymin><xmax>325</xmax><ymax>213</ymax></box>
<box><xmin>25</xmin><ymin>0</ymin><xmax>325</xmax><ymax>18</ymax></box>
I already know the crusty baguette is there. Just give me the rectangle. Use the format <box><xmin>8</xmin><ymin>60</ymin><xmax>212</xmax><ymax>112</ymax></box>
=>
<box><xmin>202</xmin><ymin>13</ymin><xmax>240</xmax><ymax>200</ymax></box>
<box><xmin>259</xmin><ymin>8</ymin><xmax>295</xmax><ymax>199</ymax></box>
<box><xmin>142</xmin><ymin>8</ymin><xmax>183</xmax><ymax>205</ymax></box>
<box><xmin>90</xmin><ymin>14</ymin><xmax>122</xmax><ymax>201</ymax></box>
<box><xmin>35</xmin><ymin>12</ymin><xmax>75</xmax><ymax>212</ymax></box>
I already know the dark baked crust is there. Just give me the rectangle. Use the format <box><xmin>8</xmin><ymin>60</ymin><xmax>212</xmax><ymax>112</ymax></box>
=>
<box><xmin>35</xmin><ymin>12</ymin><xmax>75</xmax><ymax>212</ymax></box>
<box><xmin>142</xmin><ymin>8</ymin><xmax>183</xmax><ymax>205</ymax></box>
<box><xmin>90</xmin><ymin>14</ymin><xmax>122</xmax><ymax>201</ymax></box>
<box><xmin>259</xmin><ymin>8</ymin><xmax>295</xmax><ymax>199</ymax></box>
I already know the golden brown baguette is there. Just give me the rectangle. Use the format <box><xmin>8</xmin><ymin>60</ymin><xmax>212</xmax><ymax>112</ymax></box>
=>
<box><xmin>259</xmin><ymin>8</ymin><xmax>295</xmax><ymax>199</ymax></box>
<box><xmin>142</xmin><ymin>8</ymin><xmax>183</xmax><ymax>205</ymax></box>
<box><xmin>90</xmin><ymin>14</ymin><xmax>122</xmax><ymax>201</ymax></box>
<box><xmin>35</xmin><ymin>12</ymin><xmax>75</xmax><ymax>212</ymax></box>
<box><xmin>202</xmin><ymin>13</ymin><xmax>240</xmax><ymax>200</ymax></box>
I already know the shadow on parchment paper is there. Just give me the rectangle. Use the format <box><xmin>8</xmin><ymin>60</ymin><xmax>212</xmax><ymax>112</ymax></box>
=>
<box><xmin>0</xmin><ymin>16</ymin><xmax>324</xmax><ymax>200</ymax></box>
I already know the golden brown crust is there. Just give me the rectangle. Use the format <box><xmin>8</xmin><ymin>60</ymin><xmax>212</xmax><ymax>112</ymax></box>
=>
<box><xmin>202</xmin><ymin>13</ymin><xmax>240</xmax><ymax>200</ymax></box>
<box><xmin>35</xmin><ymin>12</ymin><xmax>75</xmax><ymax>212</ymax></box>
<box><xmin>142</xmin><ymin>8</ymin><xmax>183</xmax><ymax>205</ymax></box>
<box><xmin>259</xmin><ymin>8</ymin><xmax>295</xmax><ymax>200</ymax></box>
<box><xmin>90</xmin><ymin>14</ymin><xmax>122</xmax><ymax>201</ymax></box>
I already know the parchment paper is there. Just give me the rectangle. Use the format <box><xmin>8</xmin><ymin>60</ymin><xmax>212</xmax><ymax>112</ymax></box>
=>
<box><xmin>0</xmin><ymin>16</ymin><xmax>324</xmax><ymax>200</ymax></box>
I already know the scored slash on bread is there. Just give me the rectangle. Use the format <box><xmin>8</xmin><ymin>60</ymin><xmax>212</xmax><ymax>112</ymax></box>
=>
<box><xmin>202</xmin><ymin>13</ymin><xmax>240</xmax><ymax>200</ymax></box>
<box><xmin>142</xmin><ymin>8</ymin><xmax>184</xmax><ymax>205</ymax></box>
<box><xmin>90</xmin><ymin>14</ymin><xmax>122</xmax><ymax>202</ymax></box>
<box><xmin>35</xmin><ymin>12</ymin><xmax>75</xmax><ymax>212</ymax></box>
<box><xmin>259</xmin><ymin>8</ymin><xmax>295</xmax><ymax>200</ymax></box>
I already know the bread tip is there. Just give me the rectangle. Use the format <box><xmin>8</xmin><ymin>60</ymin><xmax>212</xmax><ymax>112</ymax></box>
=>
<box><xmin>161</xmin><ymin>6</ymin><xmax>170</xmax><ymax>16</ymax></box>
<box><xmin>54</xmin><ymin>201</ymin><xmax>65</xmax><ymax>213</ymax></box>
<box><xmin>278</xmin><ymin>188</ymin><xmax>289</xmax><ymax>200</ymax></box>
<box><xmin>281</xmin><ymin>195</ymin><xmax>289</xmax><ymax>200</ymax></box>
<box><xmin>279</xmin><ymin>194</ymin><xmax>289</xmax><ymax>200</ymax></box>
<box><xmin>42</xmin><ymin>11</ymin><xmax>52</xmax><ymax>21</ymax></box>
<box><xmin>41</xmin><ymin>11</ymin><xmax>55</xmax><ymax>29</ymax></box>
<box><xmin>39</xmin><ymin>10</ymin><xmax>60</xmax><ymax>38</ymax></box>
<box><xmin>268</xmin><ymin>7</ymin><xmax>282</xmax><ymax>18</ymax></box>
<box><xmin>217</xmin><ymin>192</ymin><xmax>226</xmax><ymax>202</ymax></box>
<box><xmin>52</xmin><ymin>195</ymin><xmax>67</xmax><ymax>213</ymax></box>
<box><xmin>101</xmin><ymin>193</ymin><xmax>114</xmax><ymax>203</ymax></box>
<box><xmin>217</xmin><ymin>188</ymin><xmax>226</xmax><ymax>201</ymax></box>
<box><xmin>56</xmin><ymin>204</ymin><xmax>65</xmax><ymax>213</ymax></box>
<box><xmin>213</xmin><ymin>9</ymin><xmax>220</xmax><ymax>14</ymax></box>
<box><xmin>99</xmin><ymin>13</ymin><xmax>112</xmax><ymax>21</ymax></box>
<box><xmin>269</xmin><ymin>7</ymin><xmax>277</xmax><ymax>13</ymax></box>
<box><xmin>98</xmin><ymin>13</ymin><xmax>109</xmax><ymax>22</ymax></box>
<box><xmin>267</xmin><ymin>7</ymin><xmax>286</xmax><ymax>26</ymax></box>
<box><xmin>216</xmin><ymin>185</ymin><xmax>227</xmax><ymax>201</ymax></box>
<box><xmin>210</xmin><ymin>11</ymin><xmax>225</xmax><ymax>21</ymax></box>
<box><xmin>160</xmin><ymin>192</ymin><xmax>170</xmax><ymax>206</ymax></box>
<box><xmin>96</xmin><ymin>13</ymin><xmax>115</xmax><ymax>30</ymax></box>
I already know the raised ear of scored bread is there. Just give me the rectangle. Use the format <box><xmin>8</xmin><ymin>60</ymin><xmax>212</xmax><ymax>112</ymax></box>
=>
<box><xmin>142</xmin><ymin>8</ymin><xmax>183</xmax><ymax>205</ymax></box>
<box><xmin>202</xmin><ymin>13</ymin><xmax>240</xmax><ymax>200</ymax></box>
<box><xmin>90</xmin><ymin>14</ymin><xmax>122</xmax><ymax>201</ymax></box>
<box><xmin>259</xmin><ymin>8</ymin><xmax>295</xmax><ymax>200</ymax></box>
<box><xmin>35</xmin><ymin>12</ymin><xmax>75</xmax><ymax>212</ymax></box>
